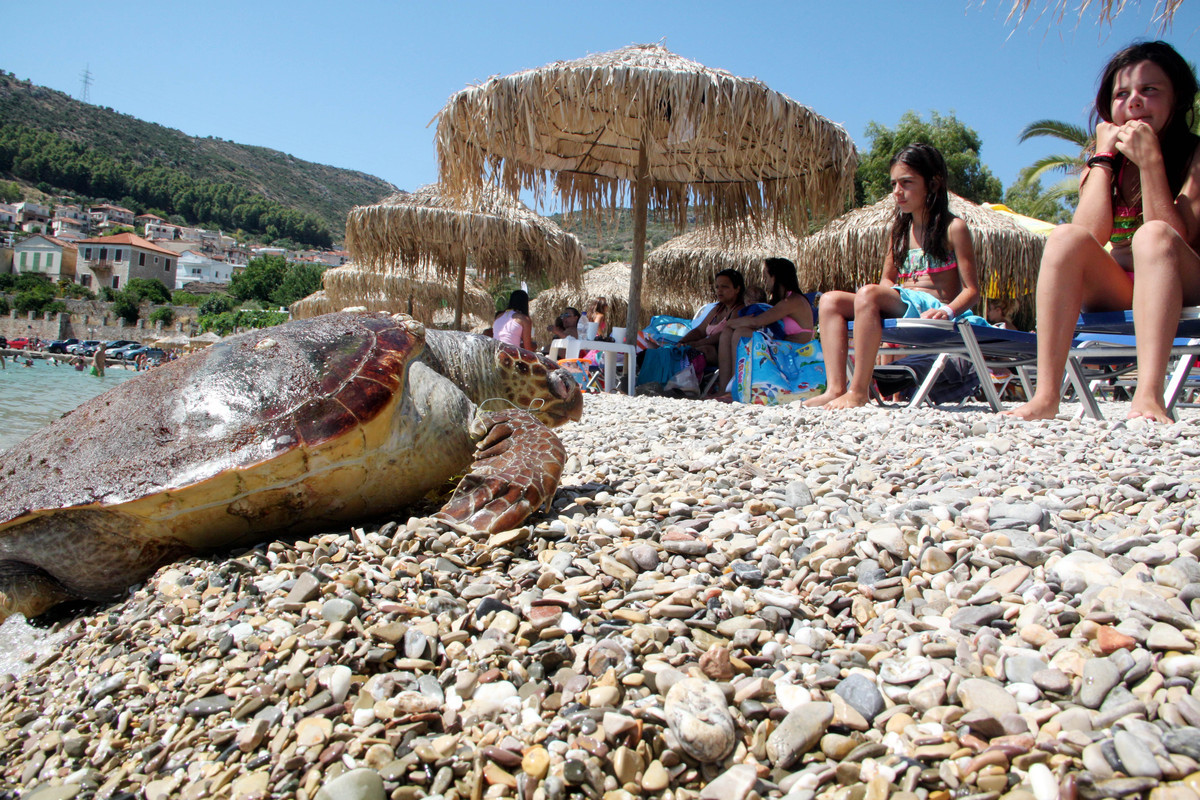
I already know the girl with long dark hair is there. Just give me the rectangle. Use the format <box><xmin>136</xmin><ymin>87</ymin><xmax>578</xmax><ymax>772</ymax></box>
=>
<box><xmin>1008</xmin><ymin>41</ymin><xmax>1200</xmax><ymax>422</ymax></box>
<box><xmin>806</xmin><ymin>143</ymin><xmax>980</xmax><ymax>408</ymax></box>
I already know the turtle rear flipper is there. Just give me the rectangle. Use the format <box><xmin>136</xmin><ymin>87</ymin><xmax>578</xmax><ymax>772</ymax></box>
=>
<box><xmin>435</xmin><ymin>408</ymin><xmax>566</xmax><ymax>535</ymax></box>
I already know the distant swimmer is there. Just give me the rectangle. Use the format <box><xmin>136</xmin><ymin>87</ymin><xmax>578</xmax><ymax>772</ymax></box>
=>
<box><xmin>92</xmin><ymin>344</ymin><xmax>106</xmax><ymax>377</ymax></box>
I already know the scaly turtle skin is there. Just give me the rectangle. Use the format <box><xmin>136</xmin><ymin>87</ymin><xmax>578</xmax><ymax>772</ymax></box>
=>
<box><xmin>0</xmin><ymin>312</ymin><xmax>582</xmax><ymax>620</ymax></box>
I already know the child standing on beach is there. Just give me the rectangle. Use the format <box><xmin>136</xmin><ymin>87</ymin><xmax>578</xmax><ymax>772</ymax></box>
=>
<box><xmin>1006</xmin><ymin>41</ymin><xmax>1200</xmax><ymax>423</ymax></box>
<box><xmin>805</xmin><ymin>143</ymin><xmax>980</xmax><ymax>409</ymax></box>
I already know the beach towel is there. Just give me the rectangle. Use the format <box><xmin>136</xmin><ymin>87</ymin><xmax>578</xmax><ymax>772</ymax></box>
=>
<box><xmin>733</xmin><ymin>332</ymin><xmax>825</xmax><ymax>405</ymax></box>
<box><xmin>638</xmin><ymin>316</ymin><xmax>693</xmax><ymax>350</ymax></box>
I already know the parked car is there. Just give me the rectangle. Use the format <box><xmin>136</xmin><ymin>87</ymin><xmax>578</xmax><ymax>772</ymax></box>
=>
<box><xmin>47</xmin><ymin>338</ymin><xmax>80</xmax><ymax>354</ymax></box>
<box><xmin>7</xmin><ymin>337</ymin><xmax>30</xmax><ymax>350</ymax></box>
<box><xmin>68</xmin><ymin>340</ymin><xmax>101</xmax><ymax>355</ymax></box>
<box><xmin>109</xmin><ymin>343</ymin><xmax>146</xmax><ymax>360</ymax></box>
<box><xmin>131</xmin><ymin>347</ymin><xmax>166</xmax><ymax>366</ymax></box>
<box><xmin>80</xmin><ymin>340</ymin><xmax>134</xmax><ymax>357</ymax></box>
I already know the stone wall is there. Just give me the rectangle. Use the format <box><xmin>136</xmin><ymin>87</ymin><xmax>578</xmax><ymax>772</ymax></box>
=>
<box><xmin>0</xmin><ymin>306</ymin><xmax>198</xmax><ymax>344</ymax></box>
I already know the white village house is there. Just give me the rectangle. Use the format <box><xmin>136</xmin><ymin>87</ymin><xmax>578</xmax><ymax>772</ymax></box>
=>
<box><xmin>175</xmin><ymin>249</ymin><xmax>234</xmax><ymax>289</ymax></box>
<box><xmin>13</xmin><ymin>234</ymin><xmax>78</xmax><ymax>283</ymax></box>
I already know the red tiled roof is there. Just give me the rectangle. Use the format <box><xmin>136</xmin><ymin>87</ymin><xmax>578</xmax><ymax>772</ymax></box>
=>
<box><xmin>17</xmin><ymin>234</ymin><xmax>77</xmax><ymax>251</ymax></box>
<box><xmin>76</xmin><ymin>232</ymin><xmax>178</xmax><ymax>257</ymax></box>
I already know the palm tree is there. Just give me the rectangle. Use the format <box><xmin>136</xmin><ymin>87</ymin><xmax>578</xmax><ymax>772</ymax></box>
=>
<box><xmin>1015</xmin><ymin>119</ymin><xmax>1092</xmax><ymax>206</ymax></box>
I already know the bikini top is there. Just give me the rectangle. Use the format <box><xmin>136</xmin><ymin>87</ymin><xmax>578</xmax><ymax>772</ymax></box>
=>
<box><xmin>705</xmin><ymin>305</ymin><xmax>739</xmax><ymax>337</ymax></box>
<box><xmin>1110</xmin><ymin>162</ymin><xmax>1144</xmax><ymax>246</ymax></box>
<box><xmin>779</xmin><ymin>292</ymin><xmax>812</xmax><ymax>336</ymax></box>
<box><xmin>898</xmin><ymin>248</ymin><xmax>958</xmax><ymax>283</ymax></box>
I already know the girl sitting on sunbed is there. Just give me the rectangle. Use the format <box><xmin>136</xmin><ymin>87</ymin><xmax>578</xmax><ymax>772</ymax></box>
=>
<box><xmin>1006</xmin><ymin>41</ymin><xmax>1200</xmax><ymax>423</ymax></box>
<box><xmin>805</xmin><ymin>142</ymin><xmax>980</xmax><ymax>409</ymax></box>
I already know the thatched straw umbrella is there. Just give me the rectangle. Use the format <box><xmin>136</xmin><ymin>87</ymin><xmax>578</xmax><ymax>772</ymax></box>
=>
<box><xmin>152</xmin><ymin>332</ymin><xmax>191</xmax><ymax>350</ymax></box>
<box><xmin>644</xmin><ymin>223</ymin><xmax>801</xmax><ymax>313</ymax></box>
<box><xmin>189</xmin><ymin>331</ymin><xmax>222</xmax><ymax>349</ymax></box>
<box><xmin>290</xmin><ymin>266</ymin><xmax>495</xmax><ymax>328</ymax></box>
<box><xmin>1004</xmin><ymin>0</ymin><xmax>1181</xmax><ymax>30</ymax></box>
<box><xmin>323</xmin><ymin>265</ymin><xmax>494</xmax><ymax>322</ymax></box>
<box><xmin>345</xmin><ymin>184</ymin><xmax>584</xmax><ymax>329</ymax></box>
<box><xmin>435</xmin><ymin>43</ymin><xmax>857</xmax><ymax>337</ymax></box>
<box><xmin>531</xmin><ymin>261</ymin><xmax>703</xmax><ymax>336</ymax></box>
<box><xmin>530</xmin><ymin>261</ymin><xmax>626</xmax><ymax>335</ymax></box>
<box><xmin>795</xmin><ymin>194</ymin><xmax>1045</xmax><ymax>301</ymax></box>
<box><xmin>290</xmin><ymin>290</ymin><xmax>337</xmax><ymax>320</ymax></box>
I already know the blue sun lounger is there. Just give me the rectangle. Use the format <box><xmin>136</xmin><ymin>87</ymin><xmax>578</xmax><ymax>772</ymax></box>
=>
<box><xmin>1071</xmin><ymin>306</ymin><xmax>1200</xmax><ymax>417</ymax></box>
<box><xmin>864</xmin><ymin>319</ymin><xmax>1080</xmax><ymax>412</ymax></box>
<box><xmin>864</xmin><ymin>317</ymin><xmax>1200</xmax><ymax>418</ymax></box>
<box><xmin>1076</xmin><ymin>306</ymin><xmax>1200</xmax><ymax>336</ymax></box>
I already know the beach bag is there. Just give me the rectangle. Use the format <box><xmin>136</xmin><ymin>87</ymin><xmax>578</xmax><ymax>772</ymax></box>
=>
<box><xmin>665</xmin><ymin>362</ymin><xmax>700</xmax><ymax>394</ymax></box>
<box><xmin>733</xmin><ymin>333</ymin><xmax>825</xmax><ymax>405</ymax></box>
<box><xmin>876</xmin><ymin>354</ymin><xmax>980</xmax><ymax>405</ymax></box>
<box><xmin>637</xmin><ymin>343</ymin><xmax>696</xmax><ymax>386</ymax></box>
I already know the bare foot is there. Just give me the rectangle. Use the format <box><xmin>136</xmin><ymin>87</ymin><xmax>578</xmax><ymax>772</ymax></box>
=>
<box><xmin>1128</xmin><ymin>392</ymin><xmax>1173</xmax><ymax>423</ymax></box>
<box><xmin>708</xmin><ymin>392</ymin><xmax>733</xmax><ymax>403</ymax></box>
<box><xmin>825</xmin><ymin>390</ymin><xmax>870</xmax><ymax>409</ymax></box>
<box><xmin>803</xmin><ymin>389</ymin><xmax>844</xmax><ymax>408</ymax></box>
<box><xmin>1001</xmin><ymin>396</ymin><xmax>1060</xmax><ymax>421</ymax></box>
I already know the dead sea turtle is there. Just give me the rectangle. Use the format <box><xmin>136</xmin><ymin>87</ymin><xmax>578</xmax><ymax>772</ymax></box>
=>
<box><xmin>0</xmin><ymin>312</ymin><xmax>582</xmax><ymax>619</ymax></box>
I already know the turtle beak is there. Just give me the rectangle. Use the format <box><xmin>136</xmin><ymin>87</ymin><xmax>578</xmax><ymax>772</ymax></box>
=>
<box><xmin>547</xmin><ymin>367</ymin><xmax>584</xmax><ymax>423</ymax></box>
<box><xmin>495</xmin><ymin>345</ymin><xmax>584</xmax><ymax>426</ymax></box>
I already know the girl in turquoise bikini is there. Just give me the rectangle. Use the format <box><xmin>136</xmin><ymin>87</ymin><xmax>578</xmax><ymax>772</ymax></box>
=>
<box><xmin>805</xmin><ymin>143</ymin><xmax>980</xmax><ymax>409</ymax></box>
<box><xmin>1008</xmin><ymin>41</ymin><xmax>1200</xmax><ymax>423</ymax></box>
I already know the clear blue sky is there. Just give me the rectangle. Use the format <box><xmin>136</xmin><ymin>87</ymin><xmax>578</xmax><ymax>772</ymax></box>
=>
<box><xmin>3</xmin><ymin>1</ymin><xmax>1198</xmax><ymax>207</ymax></box>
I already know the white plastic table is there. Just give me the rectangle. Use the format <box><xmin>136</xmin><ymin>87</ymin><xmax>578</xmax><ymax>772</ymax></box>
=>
<box><xmin>551</xmin><ymin>338</ymin><xmax>637</xmax><ymax>396</ymax></box>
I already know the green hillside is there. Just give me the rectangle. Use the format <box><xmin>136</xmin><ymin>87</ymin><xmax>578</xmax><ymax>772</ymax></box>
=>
<box><xmin>551</xmin><ymin>209</ymin><xmax>680</xmax><ymax>267</ymax></box>
<box><xmin>0</xmin><ymin>71</ymin><xmax>396</xmax><ymax>240</ymax></box>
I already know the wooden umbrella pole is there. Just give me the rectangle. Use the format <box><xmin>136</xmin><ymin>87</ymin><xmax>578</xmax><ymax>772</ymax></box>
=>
<box><xmin>625</xmin><ymin>139</ymin><xmax>650</xmax><ymax>338</ymax></box>
<box><xmin>454</xmin><ymin>260</ymin><xmax>467</xmax><ymax>330</ymax></box>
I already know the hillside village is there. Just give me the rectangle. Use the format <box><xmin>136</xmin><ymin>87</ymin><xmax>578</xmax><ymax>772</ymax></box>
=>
<box><xmin>0</xmin><ymin>199</ymin><xmax>348</xmax><ymax>292</ymax></box>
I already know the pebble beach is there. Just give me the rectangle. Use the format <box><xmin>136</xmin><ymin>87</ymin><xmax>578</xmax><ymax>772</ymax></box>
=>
<box><xmin>2</xmin><ymin>393</ymin><xmax>1200</xmax><ymax>800</ymax></box>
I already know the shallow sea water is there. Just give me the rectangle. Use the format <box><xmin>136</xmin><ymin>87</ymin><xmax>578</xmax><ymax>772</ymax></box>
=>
<box><xmin>0</xmin><ymin>357</ymin><xmax>138</xmax><ymax>452</ymax></box>
<box><xmin>0</xmin><ymin>360</ymin><xmax>140</xmax><ymax>663</ymax></box>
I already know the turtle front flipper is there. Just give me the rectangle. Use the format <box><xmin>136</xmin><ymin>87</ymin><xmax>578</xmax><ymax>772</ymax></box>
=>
<box><xmin>435</xmin><ymin>408</ymin><xmax>566</xmax><ymax>535</ymax></box>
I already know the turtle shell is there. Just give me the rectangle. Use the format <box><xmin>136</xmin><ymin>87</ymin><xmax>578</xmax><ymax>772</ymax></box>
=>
<box><xmin>0</xmin><ymin>313</ymin><xmax>423</xmax><ymax>531</ymax></box>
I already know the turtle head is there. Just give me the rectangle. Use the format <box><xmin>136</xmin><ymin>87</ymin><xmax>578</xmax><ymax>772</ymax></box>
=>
<box><xmin>419</xmin><ymin>331</ymin><xmax>583</xmax><ymax>427</ymax></box>
<box><xmin>493</xmin><ymin>343</ymin><xmax>583</xmax><ymax>428</ymax></box>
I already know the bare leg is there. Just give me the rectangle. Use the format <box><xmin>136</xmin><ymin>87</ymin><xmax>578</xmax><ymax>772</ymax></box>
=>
<box><xmin>1127</xmin><ymin>221</ymin><xmax>1200</xmax><ymax>422</ymax></box>
<box><xmin>804</xmin><ymin>291</ymin><xmax>856</xmax><ymax>407</ymax></box>
<box><xmin>1005</xmin><ymin>224</ymin><xmax>1132</xmax><ymax>421</ymax></box>
<box><xmin>825</xmin><ymin>285</ymin><xmax>907</xmax><ymax>409</ymax></box>
<box><xmin>715</xmin><ymin>327</ymin><xmax>739</xmax><ymax>397</ymax></box>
